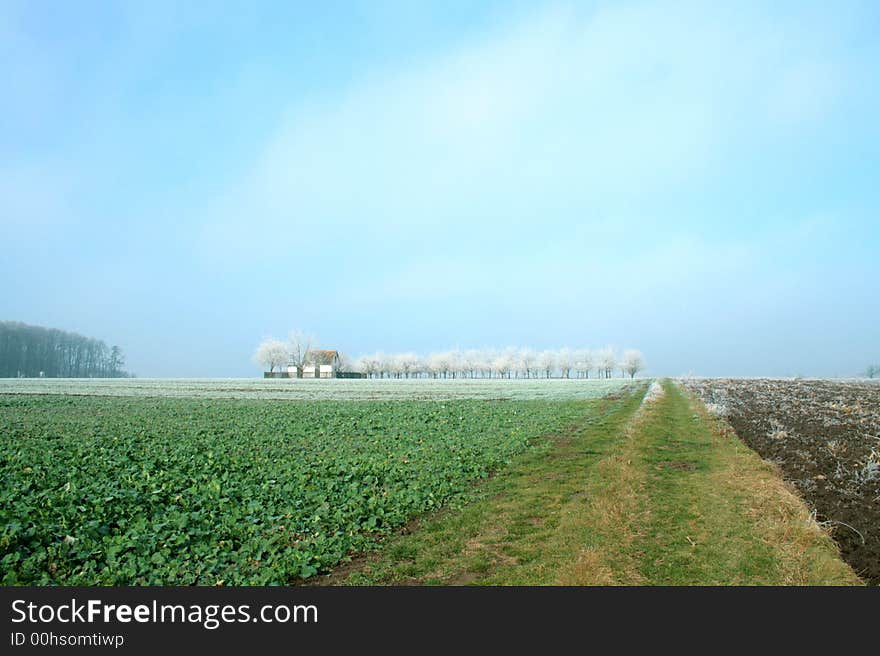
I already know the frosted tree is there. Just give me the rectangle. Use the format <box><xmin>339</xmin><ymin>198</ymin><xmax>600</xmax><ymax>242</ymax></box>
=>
<box><xmin>574</xmin><ymin>349</ymin><xmax>594</xmax><ymax>378</ymax></box>
<box><xmin>518</xmin><ymin>348</ymin><xmax>537</xmax><ymax>379</ymax></box>
<box><xmin>427</xmin><ymin>351</ymin><xmax>453</xmax><ymax>378</ymax></box>
<box><xmin>621</xmin><ymin>349</ymin><xmax>645</xmax><ymax>378</ymax></box>
<box><xmin>399</xmin><ymin>353</ymin><xmax>420</xmax><ymax>378</ymax></box>
<box><xmin>493</xmin><ymin>353</ymin><xmax>513</xmax><ymax>379</ymax></box>
<box><xmin>287</xmin><ymin>331</ymin><xmax>315</xmax><ymax>377</ymax></box>
<box><xmin>376</xmin><ymin>352</ymin><xmax>392</xmax><ymax>378</ymax></box>
<box><xmin>425</xmin><ymin>353</ymin><xmax>441</xmax><ymax>378</ymax></box>
<box><xmin>462</xmin><ymin>349</ymin><xmax>481</xmax><ymax>378</ymax></box>
<box><xmin>336</xmin><ymin>351</ymin><xmax>354</xmax><ymax>373</ymax></box>
<box><xmin>350</xmin><ymin>344</ymin><xmax>645</xmax><ymax>381</ymax></box>
<box><xmin>597</xmin><ymin>346</ymin><xmax>617</xmax><ymax>378</ymax></box>
<box><xmin>357</xmin><ymin>353</ymin><xmax>382</xmax><ymax>378</ymax></box>
<box><xmin>388</xmin><ymin>352</ymin><xmax>419</xmax><ymax>378</ymax></box>
<box><xmin>479</xmin><ymin>348</ymin><xmax>498</xmax><ymax>378</ymax></box>
<box><xmin>253</xmin><ymin>338</ymin><xmax>289</xmax><ymax>373</ymax></box>
<box><xmin>538</xmin><ymin>350</ymin><xmax>556</xmax><ymax>378</ymax></box>
<box><xmin>388</xmin><ymin>354</ymin><xmax>404</xmax><ymax>378</ymax></box>
<box><xmin>448</xmin><ymin>349</ymin><xmax>465</xmax><ymax>379</ymax></box>
<box><xmin>556</xmin><ymin>347</ymin><xmax>574</xmax><ymax>378</ymax></box>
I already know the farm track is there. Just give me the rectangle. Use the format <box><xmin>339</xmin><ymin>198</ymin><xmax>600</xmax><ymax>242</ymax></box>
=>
<box><xmin>635</xmin><ymin>382</ymin><xmax>857</xmax><ymax>584</ymax></box>
<box><xmin>319</xmin><ymin>381</ymin><xmax>859</xmax><ymax>585</ymax></box>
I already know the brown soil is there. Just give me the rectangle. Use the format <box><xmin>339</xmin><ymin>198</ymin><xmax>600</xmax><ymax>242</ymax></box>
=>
<box><xmin>658</xmin><ymin>460</ymin><xmax>697</xmax><ymax>471</ymax></box>
<box><xmin>683</xmin><ymin>378</ymin><xmax>880</xmax><ymax>584</ymax></box>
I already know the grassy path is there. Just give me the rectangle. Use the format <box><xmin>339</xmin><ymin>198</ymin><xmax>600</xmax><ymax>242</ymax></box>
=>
<box><xmin>633</xmin><ymin>381</ymin><xmax>857</xmax><ymax>584</ymax></box>
<box><xmin>314</xmin><ymin>381</ymin><xmax>859</xmax><ymax>585</ymax></box>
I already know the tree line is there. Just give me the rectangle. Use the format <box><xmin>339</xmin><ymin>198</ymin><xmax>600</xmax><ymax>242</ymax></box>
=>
<box><xmin>354</xmin><ymin>347</ymin><xmax>645</xmax><ymax>379</ymax></box>
<box><xmin>0</xmin><ymin>321</ymin><xmax>130</xmax><ymax>378</ymax></box>
<box><xmin>254</xmin><ymin>333</ymin><xmax>645</xmax><ymax>379</ymax></box>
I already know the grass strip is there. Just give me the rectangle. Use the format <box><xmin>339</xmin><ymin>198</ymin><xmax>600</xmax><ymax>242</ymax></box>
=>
<box><xmin>319</xmin><ymin>381</ymin><xmax>859</xmax><ymax>585</ymax></box>
<box><xmin>633</xmin><ymin>381</ymin><xmax>859</xmax><ymax>585</ymax></box>
<box><xmin>313</xmin><ymin>387</ymin><xmax>647</xmax><ymax>585</ymax></box>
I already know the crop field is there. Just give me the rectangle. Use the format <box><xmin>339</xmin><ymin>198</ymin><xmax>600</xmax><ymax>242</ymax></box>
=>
<box><xmin>0</xmin><ymin>378</ymin><xmax>862</xmax><ymax>586</ymax></box>
<box><xmin>682</xmin><ymin>378</ymin><xmax>880</xmax><ymax>584</ymax></box>
<box><xmin>0</xmin><ymin>378</ymin><xmax>633</xmax><ymax>584</ymax></box>
<box><xmin>0</xmin><ymin>377</ymin><xmax>632</xmax><ymax>401</ymax></box>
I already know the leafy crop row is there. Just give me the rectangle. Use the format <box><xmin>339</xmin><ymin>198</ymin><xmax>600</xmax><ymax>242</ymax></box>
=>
<box><xmin>0</xmin><ymin>394</ymin><xmax>599</xmax><ymax>584</ymax></box>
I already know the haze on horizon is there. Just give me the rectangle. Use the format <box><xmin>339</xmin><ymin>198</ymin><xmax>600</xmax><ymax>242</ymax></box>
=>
<box><xmin>2</xmin><ymin>1</ymin><xmax>878</xmax><ymax>378</ymax></box>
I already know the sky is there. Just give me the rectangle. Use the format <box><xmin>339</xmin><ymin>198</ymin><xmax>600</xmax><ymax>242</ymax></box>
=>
<box><xmin>2</xmin><ymin>0</ymin><xmax>878</xmax><ymax>378</ymax></box>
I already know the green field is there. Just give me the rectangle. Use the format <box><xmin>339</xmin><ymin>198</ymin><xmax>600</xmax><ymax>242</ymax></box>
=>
<box><xmin>0</xmin><ymin>378</ymin><xmax>859</xmax><ymax>586</ymax></box>
<box><xmin>0</xmin><ymin>386</ymin><xmax>622</xmax><ymax>584</ymax></box>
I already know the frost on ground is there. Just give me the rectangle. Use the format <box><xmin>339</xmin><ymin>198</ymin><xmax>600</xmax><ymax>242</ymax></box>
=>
<box><xmin>681</xmin><ymin>377</ymin><xmax>880</xmax><ymax>584</ymax></box>
<box><xmin>703</xmin><ymin>402</ymin><xmax>729</xmax><ymax>417</ymax></box>
<box><xmin>0</xmin><ymin>377</ymin><xmax>638</xmax><ymax>401</ymax></box>
<box><xmin>642</xmin><ymin>380</ymin><xmax>664</xmax><ymax>405</ymax></box>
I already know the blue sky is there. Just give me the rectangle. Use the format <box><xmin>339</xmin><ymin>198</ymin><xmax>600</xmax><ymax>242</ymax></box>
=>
<box><xmin>2</xmin><ymin>0</ymin><xmax>878</xmax><ymax>377</ymax></box>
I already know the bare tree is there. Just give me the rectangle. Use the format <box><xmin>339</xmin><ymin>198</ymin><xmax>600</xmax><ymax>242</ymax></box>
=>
<box><xmin>0</xmin><ymin>321</ymin><xmax>131</xmax><ymax>378</ymax></box>
<box><xmin>462</xmin><ymin>349</ymin><xmax>481</xmax><ymax>378</ymax></box>
<box><xmin>574</xmin><ymin>349</ymin><xmax>594</xmax><ymax>379</ymax></box>
<box><xmin>396</xmin><ymin>353</ymin><xmax>418</xmax><ymax>378</ymax></box>
<box><xmin>448</xmin><ymin>348</ymin><xmax>467</xmax><ymax>378</ymax></box>
<box><xmin>356</xmin><ymin>354</ymin><xmax>380</xmax><ymax>378</ymax></box>
<box><xmin>479</xmin><ymin>348</ymin><xmax>498</xmax><ymax>378</ymax></box>
<box><xmin>349</xmin><ymin>344</ymin><xmax>645</xmax><ymax>381</ymax></box>
<box><xmin>493</xmin><ymin>353</ymin><xmax>513</xmax><ymax>379</ymax></box>
<box><xmin>108</xmin><ymin>346</ymin><xmax>126</xmax><ymax>378</ymax></box>
<box><xmin>517</xmin><ymin>348</ymin><xmax>536</xmax><ymax>379</ymax></box>
<box><xmin>621</xmin><ymin>349</ymin><xmax>645</xmax><ymax>378</ymax></box>
<box><xmin>427</xmin><ymin>351</ymin><xmax>453</xmax><ymax>378</ymax></box>
<box><xmin>597</xmin><ymin>346</ymin><xmax>616</xmax><ymax>378</ymax></box>
<box><xmin>375</xmin><ymin>352</ymin><xmax>391</xmax><ymax>378</ymax></box>
<box><xmin>253</xmin><ymin>338</ymin><xmax>288</xmax><ymax>373</ymax></box>
<box><xmin>287</xmin><ymin>331</ymin><xmax>315</xmax><ymax>377</ymax></box>
<box><xmin>556</xmin><ymin>347</ymin><xmax>574</xmax><ymax>378</ymax></box>
<box><xmin>336</xmin><ymin>351</ymin><xmax>354</xmax><ymax>373</ymax></box>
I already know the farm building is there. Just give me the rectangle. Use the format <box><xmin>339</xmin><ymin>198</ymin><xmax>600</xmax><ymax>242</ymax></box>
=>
<box><xmin>299</xmin><ymin>349</ymin><xmax>340</xmax><ymax>378</ymax></box>
<box><xmin>265</xmin><ymin>349</ymin><xmax>364</xmax><ymax>378</ymax></box>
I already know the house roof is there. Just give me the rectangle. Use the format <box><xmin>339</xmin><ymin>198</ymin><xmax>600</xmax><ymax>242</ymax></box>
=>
<box><xmin>305</xmin><ymin>349</ymin><xmax>339</xmax><ymax>365</ymax></box>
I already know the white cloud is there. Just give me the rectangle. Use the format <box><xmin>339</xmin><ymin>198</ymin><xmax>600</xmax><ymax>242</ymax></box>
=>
<box><xmin>182</xmin><ymin>3</ymin><xmax>853</xmax><ymax>276</ymax></box>
<box><xmin>194</xmin><ymin>4</ymin><xmax>733</xmax><ymax>258</ymax></box>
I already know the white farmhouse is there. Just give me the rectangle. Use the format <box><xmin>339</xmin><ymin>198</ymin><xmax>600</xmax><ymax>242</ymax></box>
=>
<box><xmin>300</xmin><ymin>350</ymin><xmax>341</xmax><ymax>378</ymax></box>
